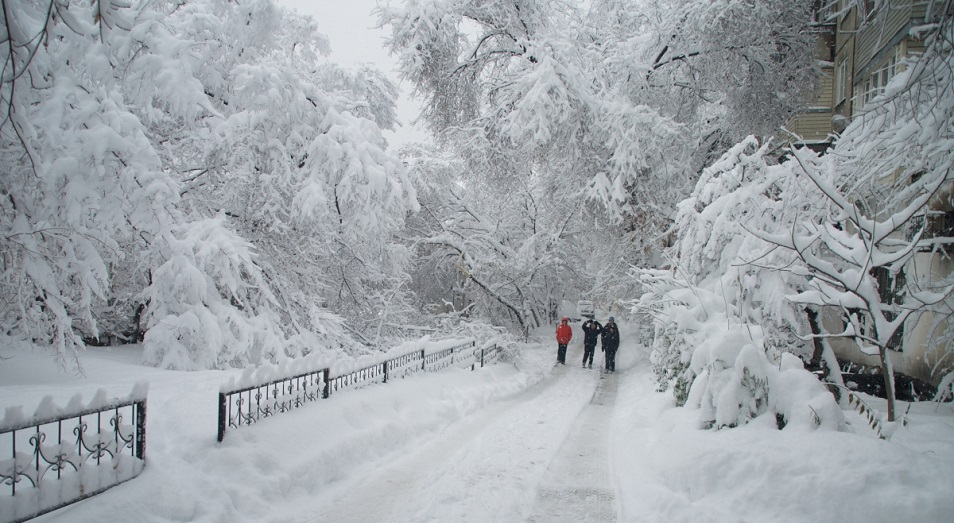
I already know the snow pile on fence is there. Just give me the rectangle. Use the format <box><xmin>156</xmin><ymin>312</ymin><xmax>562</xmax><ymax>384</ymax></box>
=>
<box><xmin>220</xmin><ymin>337</ymin><xmax>476</xmax><ymax>393</ymax></box>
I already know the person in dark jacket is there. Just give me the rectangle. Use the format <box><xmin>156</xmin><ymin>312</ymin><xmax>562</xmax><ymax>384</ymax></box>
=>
<box><xmin>555</xmin><ymin>317</ymin><xmax>572</xmax><ymax>365</ymax></box>
<box><xmin>601</xmin><ymin>317</ymin><xmax>620</xmax><ymax>372</ymax></box>
<box><xmin>581</xmin><ymin>318</ymin><xmax>602</xmax><ymax>369</ymax></box>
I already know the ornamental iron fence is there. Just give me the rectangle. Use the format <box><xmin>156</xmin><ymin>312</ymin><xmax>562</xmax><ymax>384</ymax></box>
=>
<box><xmin>424</xmin><ymin>347</ymin><xmax>456</xmax><ymax>372</ymax></box>
<box><xmin>480</xmin><ymin>343</ymin><xmax>502</xmax><ymax>367</ymax></box>
<box><xmin>0</xmin><ymin>393</ymin><xmax>146</xmax><ymax>523</ymax></box>
<box><xmin>218</xmin><ymin>340</ymin><xmax>501</xmax><ymax>442</ymax></box>
<box><xmin>216</xmin><ymin>367</ymin><xmax>328</xmax><ymax>443</ymax></box>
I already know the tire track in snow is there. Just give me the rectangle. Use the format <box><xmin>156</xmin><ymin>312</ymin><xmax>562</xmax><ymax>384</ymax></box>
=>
<box><xmin>529</xmin><ymin>367</ymin><xmax>619</xmax><ymax>522</ymax></box>
<box><xmin>300</xmin><ymin>344</ymin><xmax>601</xmax><ymax>522</ymax></box>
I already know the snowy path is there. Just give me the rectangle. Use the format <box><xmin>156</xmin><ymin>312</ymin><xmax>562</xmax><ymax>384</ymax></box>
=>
<box><xmin>529</xmin><ymin>365</ymin><xmax>618</xmax><ymax>522</ymax></box>
<box><xmin>300</xmin><ymin>344</ymin><xmax>618</xmax><ymax>522</ymax></box>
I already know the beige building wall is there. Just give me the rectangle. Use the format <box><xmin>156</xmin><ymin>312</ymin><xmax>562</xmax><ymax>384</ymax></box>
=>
<box><xmin>779</xmin><ymin>23</ymin><xmax>835</xmax><ymax>149</ymax></box>
<box><xmin>784</xmin><ymin>71</ymin><xmax>835</xmax><ymax>143</ymax></box>
<box><xmin>902</xmin><ymin>252</ymin><xmax>954</xmax><ymax>384</ymax></box>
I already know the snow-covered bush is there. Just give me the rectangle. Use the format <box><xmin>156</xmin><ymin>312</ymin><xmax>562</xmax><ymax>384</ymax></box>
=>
<box><xmin>639</xmin><ymin>270</ymin><xmax>705</xmax><ymax>405</ymax></box>
<box><xmin>687</xmin><ymin>329</ymin><xmax>844</xmax><ymax>431</ymax></box>
<box><xmin>642</xmin><ymin>271</ymin><xmax>845</xmax><ymax>430</ymax></box>
<box><xmin>637</xmin><ymin>138</ymin><xmax>843</xmax><ymax>429</ymax></box>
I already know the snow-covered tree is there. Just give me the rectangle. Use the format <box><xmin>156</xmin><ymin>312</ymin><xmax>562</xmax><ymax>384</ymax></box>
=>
<box><xmin>381</xmin><ymin>0</ymin><xmax>821</xmax><ymax>329</ymax></box>
<box><xmin>643</xmin><ymin>10</ymin><xmax>954</xmax><ymax>427</ymax></box>
<box><xmin>2</xmin><ymin>0</ymin><xmax>417</xmax><ymax>370</ymax></box>
<box><xmin>635</xmin><ymin>138</ymin><xmax>839</xmax><ymax>430</ymax></box>
<box><xmin>0</xmin><ymin>0</ymin><xmax>184</xmax><ymax>370</ymax></box>
<box><xmin>750</xmin><ymin>14</ymin><xmax>954</xmax><ymax>422</ymax></box>
<box><xmin>404</xmin><ymin>143</ymin><xmax>589</xmax><ymax>332</ymax></box>
<box><xmin>381</xmin><ymin>0</ymin><xmax>818</xmax><ymax>227</ymax></box>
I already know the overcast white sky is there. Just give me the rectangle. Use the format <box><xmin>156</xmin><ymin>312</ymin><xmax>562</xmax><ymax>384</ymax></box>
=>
<box><xmin>276</xmin><ymin>0</ymin><xmax>429</xmax><ymax>148</ymax></box>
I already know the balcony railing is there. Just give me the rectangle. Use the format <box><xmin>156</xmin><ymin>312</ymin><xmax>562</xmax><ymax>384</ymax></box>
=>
<box><xmin>906</xmin><ymin>211</ymin><xmax>954</xmax><ymax>249</ymax></box>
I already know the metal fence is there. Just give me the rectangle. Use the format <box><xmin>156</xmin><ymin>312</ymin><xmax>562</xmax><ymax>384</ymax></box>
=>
<box><xmin>0</xmin><ymin>396</ymin><xmax>146</xmax><ymax>523</ymax></box>
<box><xmin>216</xmin><ymin>367</ymin><xmax>328</xmax><ymax>443</ymax></box>
<box><xmin>218</xmin><ymin>341</ymin><xmax>501</xmax><ymax>442</ymax></box>
<box><xmin>0</xmin><ymin>340</ymin><xmax>502</xmax><ymax>521</ymax></box>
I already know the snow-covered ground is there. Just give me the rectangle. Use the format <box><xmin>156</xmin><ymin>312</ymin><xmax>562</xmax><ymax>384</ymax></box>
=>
<box><xmin>2</xmin><ymin>322</ymin><xmax>954</xmax><ymax>522</ymax></box>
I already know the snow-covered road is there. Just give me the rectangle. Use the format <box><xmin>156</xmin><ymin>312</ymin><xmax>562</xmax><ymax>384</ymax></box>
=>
<box><xmin>302</xmin><ymin>344</ymin><xmax>618</xmax><ymax>522</ymax></box>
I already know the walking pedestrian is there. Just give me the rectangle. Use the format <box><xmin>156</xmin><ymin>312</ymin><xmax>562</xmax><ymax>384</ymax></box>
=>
<box><xmin>555</xmin><ymin>317</ymin><xmax>572</xmax><ymax>365</ymax></box>
<box><xmin>601</xmin><ymin>317</ymin><xmax>620</xmax><ymax>372</ymax></box>
<box><xmin>581</xmin><ymin>318</ymin><xmax>602</xmax><ymax>369</ymax></box>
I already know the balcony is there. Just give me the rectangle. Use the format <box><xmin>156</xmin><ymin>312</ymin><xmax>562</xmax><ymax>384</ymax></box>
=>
<box><xmin>906</xmin><ymin>211</ymin><xmax>954</xmax><ymax>251</ymax></box>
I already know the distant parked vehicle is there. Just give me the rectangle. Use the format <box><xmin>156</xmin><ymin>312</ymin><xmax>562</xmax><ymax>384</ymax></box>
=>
<box><xmin>577</xmin><ymin>300</ymin><xmax>595</xmax><ymax>319</ymax></box>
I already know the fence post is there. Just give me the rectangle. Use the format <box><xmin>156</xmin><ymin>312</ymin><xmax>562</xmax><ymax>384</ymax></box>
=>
<box><xmin>481</xmin><ymin>347</ymin><xmax>485</xmax><ymax>368</ymax></box>
<box><xmin>421</xmin><ymin>349</ymin><xmax>426</xmax><ymax>371</ymax></box>
<box><xmin>135</xmin><ymin>399</ymin><xmax>147</xmax><ymax>460</ymax></box>
<box><xmin>216</xmin><ymin>393</ymin><xmax>226</xmax><ymax>443</ymax></box>
<box><xmin>383</xmin><ymin>361</ymin><xmax>389</xmax><ymax>383</ymax></box>
<box><xmin>322</xmin><ymin>368</ymin><xmax>331</xmax><ymax>399</ymax></box>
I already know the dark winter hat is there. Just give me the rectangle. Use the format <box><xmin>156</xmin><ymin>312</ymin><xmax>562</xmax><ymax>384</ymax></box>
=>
<box><xmin>608</xmin><ymin>316</ymin><xmax>615</xmax><ymax>322</ymax></box>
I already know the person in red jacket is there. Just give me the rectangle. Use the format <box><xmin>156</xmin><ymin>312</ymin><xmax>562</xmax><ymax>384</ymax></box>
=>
<box><xmin>555</xmin><ymin>317</ymin><xmax>572</xmax><ymax>365</ymax></box>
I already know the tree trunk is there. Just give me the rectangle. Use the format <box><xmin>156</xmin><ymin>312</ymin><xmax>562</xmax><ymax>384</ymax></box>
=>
<box><xmin>805</xmin><ymin>307</ymin><xmax>825</xmax><ymax>366</ymax></box>
<box><xmin>878</xmin><ymin>345</ymin><xmax>897</xmax><ymax>422</ymax></box>
<box><xmin>820</xmin><ymin>342</ymin><xmax>846</xmax><ymax>405</ymax></box>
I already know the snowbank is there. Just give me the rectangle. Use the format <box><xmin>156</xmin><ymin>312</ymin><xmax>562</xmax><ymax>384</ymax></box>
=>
<box><xmin>613</xmin><ymin>342</ymin><xmax>954</xmax><ymax>522</ymax></box>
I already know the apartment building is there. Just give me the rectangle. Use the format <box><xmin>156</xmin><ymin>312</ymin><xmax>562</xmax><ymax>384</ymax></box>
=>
<box><xmin>784</xmin><ymin>0</ymin><xmax>946</xmax><ymax>145</ymax></box>
<box><xmin>783</xmin><ymin>0</ymin><xmax>953</xmax><ymax>387</ymax></box>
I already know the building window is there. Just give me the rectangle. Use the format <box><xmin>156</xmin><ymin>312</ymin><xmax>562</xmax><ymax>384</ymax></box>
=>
<box><xmin>835</xmin><ymin>59</ymin><xmax>848</xmax><ymax>104</ymax></box>
<box><xmin>863</xmin><ymin>77</ymin><xmax>875</xmax><ymax>105</ymax></box>
<box><xmin>812</xmin><ymin>0</ymin><xmax>836</xmax><ymax>23</ymax></box>
<box><xmin>863</xmin><ymin>47</ymin><xmax>900</xmax><ymax>105</ymax></box>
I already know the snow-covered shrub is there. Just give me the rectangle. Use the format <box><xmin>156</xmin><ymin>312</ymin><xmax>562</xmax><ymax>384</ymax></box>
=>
<box><xmin>284</xmin><ymin>306</ymin><xmax>368</xmax><ymax>359</ymax></box>
<box><xmin>641</xmin><ymin>270</ymin><xmax>845</xmax><ymax>430</ymax></box>
<box><xmin>430</xmin><ymin>318</ymin><xmax>509</xmax><ymax>350</ymax></box>
<box><xmin>637</xmin><ymin>138</ymin><xmax>844</xmax><ymax>429</ymax></box>
<box><xmin>639</xmin><ymin>270</ymin><xmax>706</xmax><ymax>406</ymax></box>
<box><xmin>936</xmin><ymin>371</ymin><xmax>954</xmax><ymax>409</ymax></box>
<box><xmin>687</xmin><ymin>329</ymin><xmax>844</xmax><ymax>431</ymax></box>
